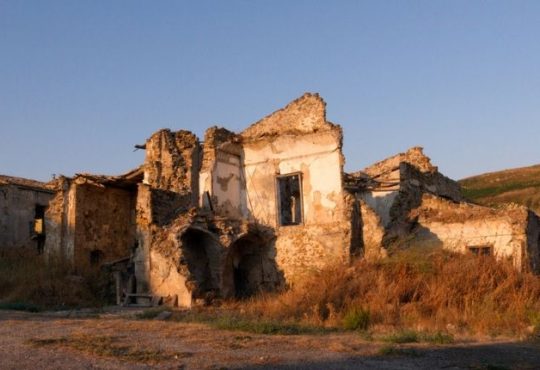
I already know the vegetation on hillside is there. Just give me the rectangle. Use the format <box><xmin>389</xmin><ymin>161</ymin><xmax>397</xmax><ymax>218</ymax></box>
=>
<box><xmin>459</xmin><ymin>164</ymin><xmax>540</xmax><ymax>214</ymax></box>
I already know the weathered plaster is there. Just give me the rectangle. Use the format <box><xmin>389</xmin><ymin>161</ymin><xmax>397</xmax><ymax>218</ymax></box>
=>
<box><xmin>0</xmin><ymin>177</ymin><xmax>53</xmax><ymax>250</ymax></box>
<box><xmin>411</xmin><ymin>194</ymin><xmax>532</xmax><ymax>269</ymax></box>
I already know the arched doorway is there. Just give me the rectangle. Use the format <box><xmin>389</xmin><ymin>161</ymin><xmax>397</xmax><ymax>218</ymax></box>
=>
<box><xmin>180</xmin><ymin>228</ymin><xmax>223</xmax><ymax>298</ymax></box>
<box><xmin>223</xmin><ymin>233</ymin><xmax>279</xmax><ymax>299</ymax></box>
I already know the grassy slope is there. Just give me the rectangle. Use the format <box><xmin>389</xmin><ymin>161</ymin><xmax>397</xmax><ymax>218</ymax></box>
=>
<box><xmin>459</xmin><ymin>164</ymin><xmax>540</xmax><ymax>214</ymax></box>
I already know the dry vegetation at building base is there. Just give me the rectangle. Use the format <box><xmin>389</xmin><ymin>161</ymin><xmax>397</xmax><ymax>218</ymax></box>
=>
<box><xmin>169</xmin><ymin>248</ymin><xmax>540</xmax><ymax>341</ymax></box>
<box><xmin>2</xmin><ymin>247</ymin><xmax>539</xmax><ymax>342</ymax></box>
<box><xmin>0</xmin><ymin>248</ymin><xmax>108</xmax><ymax>311</ymax></box>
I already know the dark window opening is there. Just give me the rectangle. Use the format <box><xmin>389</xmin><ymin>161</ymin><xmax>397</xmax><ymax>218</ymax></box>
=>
<box><xmin>33</xmin><ymin>205</ymin><xmax>46</xmax><ymax>253</ymax></box>
<box><xmin>90</xmin><ymin>250</ymin><xmax>104</xmax><ymax>266</ymax></box>
<box><xmin>468</xmin><ymin>245</ymin><xmax>492</xmax><ymax>256</ymax></box>
<box><xmin>277</xmin><ymin>174</ymin><xmax>302</xmax><ymax>226</ymax></box>
<box><xmin>33</xmin><ymin>205</ymin><xmax>46</xmax><ymax>236</ymax></box>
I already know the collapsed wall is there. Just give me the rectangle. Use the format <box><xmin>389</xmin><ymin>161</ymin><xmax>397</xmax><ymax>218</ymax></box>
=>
<box><xmin>346</xmin><ymin>147</ymin><xmax>464</xmax><ymax>256</ymax></box>
<box><xmin>135</xmin><ymin>94</ymin><xmax>354</xmax><ymax>306</ymax></box>
<box><xmin>346</xmin><ymin>147</ymin><xmax>540</xmax><ymax>272</ymax></box>
<box><xmin>134</xmin><ymin>129</ymin><xmax>202</xmax><ymax>301</ymax></box>
<box><xmin>410</xmin><ymin>194</ymin><xmax>539</xmax><ymax>272</ymax></box>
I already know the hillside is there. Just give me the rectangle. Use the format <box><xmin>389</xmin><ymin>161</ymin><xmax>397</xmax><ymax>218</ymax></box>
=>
<box><xmin>459</xmin><ymin>164</ymin><xmax>540</xmax><ymax>215</ymax></box>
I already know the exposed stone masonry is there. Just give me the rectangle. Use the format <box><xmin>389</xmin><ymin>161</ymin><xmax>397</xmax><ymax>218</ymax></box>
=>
<box><xmin>3</xmin><ymin>93</ymin><xmax>539</xmax><ymax>309</ymax></box>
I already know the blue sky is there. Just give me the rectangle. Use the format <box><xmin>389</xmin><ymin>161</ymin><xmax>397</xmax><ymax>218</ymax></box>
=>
<box><xmin>1</xmin><ymin>1</ymin><xmax>539</xmax><ymax>181</ymax></box>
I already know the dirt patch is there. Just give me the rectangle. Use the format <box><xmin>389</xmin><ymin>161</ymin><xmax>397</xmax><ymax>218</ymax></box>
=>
<box><xmin>0</xmin><ymin>309</ymin><xmax>539</xmax><ymax>370</ymax></box>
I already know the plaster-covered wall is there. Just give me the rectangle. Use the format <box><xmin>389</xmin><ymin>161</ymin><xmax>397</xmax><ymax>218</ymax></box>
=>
<box><xmin>239</xmin><ymin>94</ymin><xmax>350</xmax><ymax>282</ymax></box>
<box><xmin>360</xmin><ymin>191</ymin><xmax>399</xmax><ymax>228</ymax></box>
<box><xmin>211</xmin><ymin>148</ymin><xmax>244</xmax><ymax>218</ymax></box>
<box><xmin>411</xmin><ymin>194</ymin><xmax>530</xmax><ymax>269</ymax></box>
<box><xmin>0</xmin><ymin>183</ymin><xmax>53</xmax><ymax>249</ymax></box>
<box><xmin>242</xmin><ymin>131</ymin><xmax>344</xmax><ymax>226</ymax></box>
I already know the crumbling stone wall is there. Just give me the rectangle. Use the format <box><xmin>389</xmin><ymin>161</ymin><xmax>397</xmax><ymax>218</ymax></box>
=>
<box><xmin>410</xmin><ymin>194</ymin><xmax>532</xmax><ymax>269</ymax></box>
<box><xmin>241</xmin><ymin>93</ymin><xmax>330</xmax><ymax>139</ymax></box>
<box><xmin>144</xmin><ymin>129</ymin><xmax>200</xmax><ymax>206</ymax></box>
<box><xmin>0</xmin><ymin>176</ymin><xmax>54</xmax><ymax>250</ymax></box>
<box><xmin>350</xmin><ymin>147</ymin><xmax>465</xmax><ymax>256</ymax></box>
<box><xmin>139</xmin><ymin>205</ymin><xmax>282</xmax><ymax>307</ymax></box>
<box><xmin>240</xmin><ymin>94</ymin><xmax>351</xmax><ymax>283</ymax></box>
<box><xmin>44</xmin><ymin>176</ymin><xmax>138</xmax><ymax>270</ymax></box>
<box><xmin>43</xmin><ymin>177</ymin><xmax>72</xmax><ymax>259</ymax></box>
<box><xmin>137</xmin><ymin>94</ymin><xmax>352</xmax><ymax>303</ymax></box>
<box><xmin>357</xmin><ymin>200</ymin><xmax>387</xmax><ymax>261</ymax></box>
<box><xmin>199</xmin><ymin>127</ymin><xmax>245</xmax><ymax>218</ymax></box>
<box><xmin>72</xmin><ymin>183</ymin><xmax>137</xmax><ymax>270</ymax></box>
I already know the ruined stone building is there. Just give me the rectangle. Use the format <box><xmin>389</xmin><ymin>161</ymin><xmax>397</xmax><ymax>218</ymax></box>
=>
<box><xmin>3</xmin><ymin>93</ymin><xmax>539</xmax><ymax>306</ymax></box>
<box><xmin>346</xmin><ymin>148</ymin><xmax>540</xmax><ymax>272</ymax></box>
<box><xmin>0</xmin><ymin>175</ymin><xmax>54</xmax><ymax>252</ymax></box>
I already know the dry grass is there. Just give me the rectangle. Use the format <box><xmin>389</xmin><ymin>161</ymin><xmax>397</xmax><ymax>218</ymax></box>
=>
<box><xmin>237</xmin><ymin>248</ymin><xmax>540</xmax><ymax>337</ymax></box>
<box><xmin>0</xmin><ymin>248</ymin><xmax>108</xmax><ymax>309</ymax></box>
<box><xmin>26</xmin><ymin>334</ymin><xmax>190</xmax><ymax>363</ymax></box>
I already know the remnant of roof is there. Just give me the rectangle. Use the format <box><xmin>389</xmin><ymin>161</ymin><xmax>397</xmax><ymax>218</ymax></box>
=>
<box><xmin>73</xmin><ymin>167</ymin><xmax>144</xmax><ymax>189</ymax></box>
<box><xmin>345</xmin><ymin>147</ymin><xmax>439</xmax><ymax>192</ymax></box>
<box><xmin>343</xmin><ymin>171</ymin><xmax>399</xmax><ymax>192</ymax></box>
<box><xmin>0</xmin><ymin>174</ymin><xmax>54</xmax><ymax>192</ymax></box>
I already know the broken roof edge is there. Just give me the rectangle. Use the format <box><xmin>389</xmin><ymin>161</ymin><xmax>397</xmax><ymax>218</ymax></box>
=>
<box><xmin>413</xmin><ymin>192</ymin><xmax>530</xmax><ymax>222</ymax></box>
<box><xmin>239</xmin><ymin>92</ymin><xmax>340</xmax><ymax>141</ymax></box>
<box><xmin>347</xmin><ymin>146</ymin><xmax>437</xmax><ymax>180</ymax></box>
<box><xmin>73</xmin><ymin>166</ymin><xmax>144</xmax><ymax>189</ymax></box>
<box><xmin>0</xmin><ymin>174</ymin><xmax>55</xmax><ymax>192</ymax></box>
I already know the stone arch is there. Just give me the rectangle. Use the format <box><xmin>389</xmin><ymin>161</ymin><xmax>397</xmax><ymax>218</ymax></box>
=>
<box><xmin>180</xmin><ymin>227</ymin><xmax>223</xmax><ymax>298</ymax></box>
<box><xmin>222</xmin><ymin>232</ymin><xmax>280</xmax><ymax>299</ymax></box>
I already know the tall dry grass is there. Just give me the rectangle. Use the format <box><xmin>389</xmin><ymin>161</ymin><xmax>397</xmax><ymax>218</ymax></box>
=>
<box><xmin>241</xmin><ymin>248</ymin><xmax>540</xmax><ymax>336</ymax></box>
<box><xmin>0</xmin><ymin>248</ymin><xmax>108</xmax><ymax>309</ymax></box>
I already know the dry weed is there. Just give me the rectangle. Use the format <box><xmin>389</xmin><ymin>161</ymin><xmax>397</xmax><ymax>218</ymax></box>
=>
<box><xmin>0</xmin><ymin>248</ymin><xmax>108</xmax><ymax>309</ymax></box>
<box><xmin>241</xmin><ymin>248</ymin><xmax>540</xmax><ymax>337</ymax></box>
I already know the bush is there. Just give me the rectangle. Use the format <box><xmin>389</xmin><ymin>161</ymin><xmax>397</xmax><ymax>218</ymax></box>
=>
<box><xmin>342</xmin><ymin>307</ymin><xmax>370</xmax><ymax>331</ymax></box>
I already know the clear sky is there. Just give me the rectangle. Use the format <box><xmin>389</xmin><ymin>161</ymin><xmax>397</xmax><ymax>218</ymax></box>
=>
<box><xmin>1</xmin><ymin>1</ymin><xmax>539</xmax><ymax>182</ymax></box>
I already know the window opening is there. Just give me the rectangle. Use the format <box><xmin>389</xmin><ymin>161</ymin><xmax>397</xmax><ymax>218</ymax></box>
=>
<box><xmin>468</xmin><ymin>245</ymin><xmax>492</xmax><ymax>256</ymax></box>
<box><xmin>33</xmin><ymin>205</ymin><xmax>46</xmax><ymax>253</ymax></box>
<box><xmin>277</xmin><ymin>174</ymin><xmax>302</xmax><ymax>226</ymax></box>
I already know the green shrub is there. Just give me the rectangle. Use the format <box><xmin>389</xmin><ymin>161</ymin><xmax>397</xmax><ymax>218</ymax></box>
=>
<box><xmin>342</xmin><ymin>307</ymin><xmax>370</xmax><ymax>331</ymax></box>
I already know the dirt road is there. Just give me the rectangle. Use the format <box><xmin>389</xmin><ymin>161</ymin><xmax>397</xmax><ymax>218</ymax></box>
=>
<box><xmin>0</xmin><ymin>309</ymin><xmax>538</xmax><ymax>369</ymax></box>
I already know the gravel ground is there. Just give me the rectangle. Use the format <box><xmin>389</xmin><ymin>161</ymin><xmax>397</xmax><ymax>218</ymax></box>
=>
<box><xmin>0</xmin><ymin>309</ymin><xmax>538</xmax><ymax>370</ymax></box>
